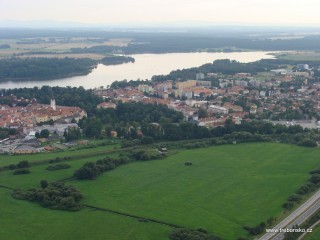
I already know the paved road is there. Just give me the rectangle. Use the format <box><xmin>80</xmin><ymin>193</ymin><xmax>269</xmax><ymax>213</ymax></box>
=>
<box><xmin>258</xmin><ymin>188</ymin><xmax>320</xmax><ymax>240</ymax></box>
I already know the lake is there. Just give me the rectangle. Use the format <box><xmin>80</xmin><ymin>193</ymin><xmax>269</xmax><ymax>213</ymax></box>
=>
<box><xmin>0</xmin><ymin>51</ymin><xmax>275</xmax><ymax>89</ymax></box>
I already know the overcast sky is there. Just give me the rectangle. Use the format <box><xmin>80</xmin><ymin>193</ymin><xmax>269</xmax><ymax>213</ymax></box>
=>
<box><xmin>1</xmin><ymin>0</ymin><xmax>319</xmax><ymax>26</ymax></box>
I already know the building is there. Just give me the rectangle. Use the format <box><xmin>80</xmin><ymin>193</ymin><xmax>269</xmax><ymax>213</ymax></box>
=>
<box><xmin>50</xmin><ymin>98</ymin><xmax>56</xmax><ymax>111</ymax></box>
<box><xmin>197</xmin><ymin>117</ymin><xmax>226</xmax><ymax>127</ymax></box>
<box><xmin>234</xmin><ymin>80</ymin><xmax>248</xmax><ymax>87</ymax></box>
<box><xmin>175</xmin><ymin>80</ymin><xmax>197</xmax><ymax>90</ymax></box>
<box><xmin>293</xmin><ymin>72</ymin><xmax>309</xmax><ymax>78</ymax></box>
<box><xmin>196</xmin><ymin>73</ymin><xmax>205</xmax><ymax>80</ymax></box>
<box><xmin>138</xmin><ymin>84</ymin><xmax>154</xmax><ymax>93</ymax></box>
<box><xmin>209</xmin><ymin>105</ymin><xmax>228</xmax><ymax>114</ymax></box>
<box><xmin>110</xmin><ymin>131</ymin><xmax>118</xmax><ymax>138</ymax></box>
<box><xmin>13</xmin><ymin>145</ymin><xmax>38</xmax><ymax>154</ymax></box>
<box><xmin>196</xmin><ymin>80</ymin><xmax>211</xmax><ymax>87</ymax></box>
<box><xmin>297</xmin><ymin>64</ymin><xmax>309</xmax><ymax>70</ymax></box>
<box><xmin>97</xmin><ymin>102</ymin><xmax>117</xmax><ymax>109</ymax></box>
<box><xmin>235</xmin><ymin>73</ymin><xmax>251</xmax><ymax>78</ymax></box>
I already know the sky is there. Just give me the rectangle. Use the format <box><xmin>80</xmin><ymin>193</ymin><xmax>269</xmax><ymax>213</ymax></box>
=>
<box><xmin>0</xmin><ymin>0</ymin><xmax>320</xmax><ymax>27</ymax></box>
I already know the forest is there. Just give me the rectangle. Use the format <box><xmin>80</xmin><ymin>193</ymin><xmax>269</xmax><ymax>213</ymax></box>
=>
<box><xmin>0</xmin><ymin>57</ymin><xmax>96</xmax><ymax>80</ymax></box>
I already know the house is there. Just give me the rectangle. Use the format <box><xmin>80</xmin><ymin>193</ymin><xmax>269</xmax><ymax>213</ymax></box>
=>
<box><xmin>111</xmin><ymin>131</ymin><xmax>118</xmax><ymax>138</ymax></box>
<box><xmin>209</xmin><ymin>105</ymin><xmax>228</xmax><ymax>114</ymax></box>
<box><xmin>13</xmin><ymin>145</ymin><xmax>37</xmax><ymax>154</ymax></box>
<box><xmin>97</xmin><ymin>102</ymin><xmax>117</xmax><ymax>109</ymax></box>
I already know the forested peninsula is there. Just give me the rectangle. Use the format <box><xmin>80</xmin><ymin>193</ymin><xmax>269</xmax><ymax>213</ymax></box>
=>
<box><xmin>0</xmin><ymin>56</ymin><xmax>135</xmax><ymax>81</ymax></box>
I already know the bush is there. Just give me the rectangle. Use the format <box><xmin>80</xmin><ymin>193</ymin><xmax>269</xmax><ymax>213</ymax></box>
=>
<box><xmin>243</xmin><ymin>222</ymin><xmax>266</xmax><ymax>235</ymax></box>
<box><xmin>298</xmin><ymin>139</ymin><xmax>317</xmax><ymax>147</ymax></box>
<box><xmin>16</xmin><ymin>160</ymin><xmax>29</xmax><ymax>168</ymax></box>
<box><xmin>13</xmin><ymin>169</ymin><xmax>30</xmax><ymax>175</ymax></box>
<box><xmin>283</xmin><ymin>202</ymin><xmax>294</xmax><ymax>210</ymax></box>
<box><xmin>47</xmin><ymin>163</ymin><xmax>71</xmax><ymax>171</ymax></box>
<box><xmin>287</xmin><ymin>194</ymin><xmax>302</xmax><ymax>203</ymax></box>
<box><xmin>141</xmin><ymin>136</ymin><xmax>154</xmax><ymax>145</ymax></box>
<box><xmin>11</xmin><ymin>182</ymin><xmax>83</xmax><ymax>211</ymax></box>
<box><xmin>40</xmin><ymin>180</ymin><xmax>48</xmax><ymax>189</ymax></box>
<box><xmin>169</xmin><ymin>228</ymin><xmax>220</xmax><ymax>240</ymax></box>
<box><xmin>310</xmin><ymin>174</ymin><xmax>320</xmax><ymax>184</ymax></box>
<box><xmin>8</xmin><ymin>164</ymin><xmax>16</xmax><ymax>170</ymax></box>
<box><xmin>74</xmin><ymin>157</ymin><xmax>131</xmax><ymax>180</ymax></box>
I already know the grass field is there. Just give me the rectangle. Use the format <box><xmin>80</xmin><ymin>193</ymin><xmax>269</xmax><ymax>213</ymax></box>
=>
<box><xmin>1</xmin><ymin>142</ymin><xmax>320</xmax><ymax>240</ymax></box>
<box><xmin>70</xmin><ymin>143</ymin><xmax>320</xmax><ymax>239</ymax></box>
<box><xmin>0</xmin><ymin>188</ymin><xmax>170</xmax><ymax>240</ymax></box>
<box><xmin>0</xmin><ymin>155</ymin><xmax>110</xmax><ymax>189</ymax></box>
<box><xmin>0</xmin><ymin>142</ymin><xmax>119</xmax><ymax>167</ymax></box>
<box><xmin>305</xmin><ymin>224</ymin><xmax>320</xmax><ymax>240</ymax></box>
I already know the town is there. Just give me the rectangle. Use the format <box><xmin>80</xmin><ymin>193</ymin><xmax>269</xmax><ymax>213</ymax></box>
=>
<box><xmin>1</xmin><ymin>61</ymin><xmax>320</xmax><ymax>155</ymax></box>
<box><xmin>94</xmin><ymin>62</ymin><xmax>320</xmax><ymax>130</ymax></box>
<box><xmin>0</xmin><ymin>95</ymin><xmax>87</xmax><ymax>154</ymax></box>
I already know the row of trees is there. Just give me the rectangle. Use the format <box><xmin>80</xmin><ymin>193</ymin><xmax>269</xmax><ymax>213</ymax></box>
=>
<box><xmin>169</xmin><ymin>228</ymin><xmax>220</xmax><ymax>240</ymax></box>
<box><xmin>74</xmin><ymin>157</ymin><xmax>130</xmax><ymax>180</ymax></box>
<box><xmin>46</xmin><ymin>163</ymin><xmax>71</xmax><ymax>171</ymax></box>
<box><xmin>75</xmin><ymin>150</ymin><xmax>163</xmax><ymax>180</ymax></box>
<box><xmin>283</xmin><ymin>169</ymin><xmax>320</xmax><ymax>210</ymax></box>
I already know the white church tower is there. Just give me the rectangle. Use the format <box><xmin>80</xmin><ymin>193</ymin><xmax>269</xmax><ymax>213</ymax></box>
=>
<box><xmin>50</xmin><ymin>87</ymin><xmax>56</xmax><ymax>111</ymax></box>
<box><xmin>50</xmin><ymin>98</ymin><xmax>56</xmax><ymax>111</ymax></box>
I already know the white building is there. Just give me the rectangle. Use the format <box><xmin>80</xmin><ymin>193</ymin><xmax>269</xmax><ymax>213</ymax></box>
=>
<box><xmin>209</xmin><ymin>105</ymin><xmax>228</xmax><ymax>114</ymax></box>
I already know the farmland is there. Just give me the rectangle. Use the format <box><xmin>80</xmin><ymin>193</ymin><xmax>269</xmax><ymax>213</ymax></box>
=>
<box><xmin>1</xmin><ymin>142</ymin><xmax>320</xmax><ymax>239</ymax></box>
<box><xmin>0</xmin><ymin>37</ymin><xmax>132</xmax><ymax>59</ymax></box>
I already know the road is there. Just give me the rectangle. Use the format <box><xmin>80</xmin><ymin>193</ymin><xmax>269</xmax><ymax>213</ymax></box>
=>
<box><xmin>258</xmin><ymin>188</ymin><xmax>320</xmax><ymax>240</ymax></box>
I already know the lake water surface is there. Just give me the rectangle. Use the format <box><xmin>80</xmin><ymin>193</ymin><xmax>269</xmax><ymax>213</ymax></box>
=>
<box><xmin>0</xmin><ymin>51</ymin><xmax>275</xmax><ymax>89</ymax></box>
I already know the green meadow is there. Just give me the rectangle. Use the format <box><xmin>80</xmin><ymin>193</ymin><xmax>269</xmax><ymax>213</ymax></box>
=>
<box><xmin>1</xmin><ymin>142</ymin><xmax>320</xmax><ymax>239</ymax></box>
<box><xmin>0</xmin><ymin>188</ymin><xmax>170</xmax><ymax>240</ymax></box>
<box><xmin>0</xmin><ymin>141</ymin><xmax>119</xmax><ymax>167</ymax></box>
<box><xmin>306</xmin><ymin>225</ymin><xmax>320</xmax><ymax>240</ymax></box>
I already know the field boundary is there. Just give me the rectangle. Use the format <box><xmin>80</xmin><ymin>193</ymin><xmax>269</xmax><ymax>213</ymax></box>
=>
<box><xmin>84</xmin><ymin>204</ymin><xmax>185</xmax><ymax>229</ymax></box>
<box><xmin>0</xmin><ymin>184</ymin><xmax>15</xmax><ymax>190</ymax></box>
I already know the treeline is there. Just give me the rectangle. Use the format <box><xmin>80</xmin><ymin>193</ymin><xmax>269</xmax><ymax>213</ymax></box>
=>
<box><xmin>282</xmin><ymin>168</ymin><xmax>320</xmax><ymax>210</ymax></box>
<box><xmin>46</xmin><ymin>163</ymin><xmax>71</xmax><ymax>171</ymax></box>
<box><xmin>0</xmin><ymin>57</ymin><xmax>96</xmax><ymax>81</ymax></box>
<box><xmin>74</xmin><ymin>157</ymin><xmax>130</xmax><ymax>180</ymax></box>
<box><xmin>100</xmin><ymin>56</ymin><xmax>135</xmax><ymax>65</ymax></box>
<box><xmin>12</xmin><ymin>181</ymin><xmax>83</xmax><ymax>211</ymax></box>
<box><xmin>75</xmin><ymin>150</ymin><xmax>163</xmax><ymax>180</ymax></box>
<box><xmin>78</xmin><ymin>101</ymin><xmax>318</xmax><ymax>147</ymax></box>
<box><xmin>0</xmin><ymin>127</ymin><xmax>16</xmax><ymax>140</ymax></box>
<box><xmin>5</xmin><ymin>86</ymin><xmax>103</xmax><ymax>115</ymax></box>
<box><xmin>284</xmin><ymin>210</ymin><xmax>320</xmax><ymax>240</ymax></box>
<box><xmin>152</xmin><ymin>58</ymin><xmax>320</xmax><ymax>81</ymax></box>
<box><xmin>169</xmin><ymin>228</ymin><xmax>220</xmax><ymax>240</ymax></box>
<box><xmin>245</xmin><ymin>166</ymin><xmax>320</xmax><ymax>237</ymax></box>
<box><xmin>68</xmin><ymin>34</ymin><xmax>320</xmax><ymax>54</ymax></box>
<box><xmin>140</xmin><ymin>118</ymin><xmax>317</xmax><ymax>146</ymax></box>
<box><xmin>0</xmin><ymin>44</ymin><xmax>10</xmax><ymax>49</ymax></box>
